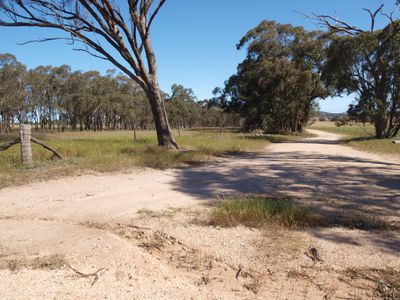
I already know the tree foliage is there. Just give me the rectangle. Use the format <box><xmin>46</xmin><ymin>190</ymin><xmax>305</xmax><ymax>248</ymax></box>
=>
<box><xmin>166</xmin><ymin>84</ymin><xmax>199</xmax><ymax>133</ymax></box>
<box><xmin>318</xmin><ymin>6</ymin><xmax>400</xmax><ymax>138</ymax></box>
<box><xmin>222</xmin><ymin>21</ymin><xmax>327</xmax><ymax>134</ymax></box>
<box><xmin>0</xmin><ymin>54</ymin><xmax>26</xmax><ymax>131</ymax></box>
<box><xmin>0</xmin><ymin>55</ymin><xmax>238</xmax><ymax>133</ymax></box>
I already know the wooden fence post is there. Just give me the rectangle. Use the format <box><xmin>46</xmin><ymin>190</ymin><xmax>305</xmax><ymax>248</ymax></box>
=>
<box><xmin>20</xmin><ymin>124</ymin><xmax>33</xmax><ymax>165</ymax></box>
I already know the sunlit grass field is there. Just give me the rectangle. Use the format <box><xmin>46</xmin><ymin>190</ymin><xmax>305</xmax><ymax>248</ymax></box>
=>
<box><xmin>0</xmin><ymin>129</ymin><xmax>281</xmax><ymax>189</ymax></box>
<box><xmin>310</xmin><ymin>121</ymin><xmax>376</xmax><ymax>137</ymax></box>
<box><xmin>310</xmin><ymin>121</ymin><xmax>400</xmax><ymax>158</ymax></box>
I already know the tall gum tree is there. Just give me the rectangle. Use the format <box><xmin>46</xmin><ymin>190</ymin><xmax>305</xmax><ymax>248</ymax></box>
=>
<box><xmin>222</xmin><ymin>21</ymin><xmax>328</xmax><ymax>134</ymax></box>
<box><xmin>0</xmin><ymin>53</ymin><xmax>26</xmax><ymax>132</ymax></box>
<box><xmin>314</xmin><ymin>5</ymin><xmax>400</xmax><ymax>139</ymax></box>
<box><xmin>0</xmin><ymin>0</ymin><xmax>178</xmax><ymax>148</ymax></box>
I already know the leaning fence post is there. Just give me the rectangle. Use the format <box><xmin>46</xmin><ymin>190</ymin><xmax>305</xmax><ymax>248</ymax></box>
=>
<box><xmin>20</xmin><ymin>124</ymin><xmax>33</xmax><ymax>165</ymax></box>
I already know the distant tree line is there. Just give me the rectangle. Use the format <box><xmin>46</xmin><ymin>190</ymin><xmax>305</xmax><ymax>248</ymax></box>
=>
<box><xmin>0</xmin><ymin>54</ymin><xmax>240</xmax><ymax>133</ymax></box>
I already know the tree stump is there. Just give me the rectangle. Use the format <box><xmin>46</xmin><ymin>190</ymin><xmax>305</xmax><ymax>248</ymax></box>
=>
<box><xmin>20</xmin><ymin>124</ymin><xmax>33</xmax><ymax>165</ymax></box>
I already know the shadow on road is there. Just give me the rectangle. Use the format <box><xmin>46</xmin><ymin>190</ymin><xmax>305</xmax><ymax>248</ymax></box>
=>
<box><xmin>172</xmin><ymin>150</ymin><xmax>400</xmax><ymax>253</ymax></box>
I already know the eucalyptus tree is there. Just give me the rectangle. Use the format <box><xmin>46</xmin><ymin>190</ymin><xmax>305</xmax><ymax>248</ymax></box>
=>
<box><xmin>166</xmin><ymin>84</ymin><xmax>200</xmax><ymax>135</ymax></box>
<box><xmin>27</xmin><ymin>65</ymin><xmax>70</xmax><ymax>130</ymax></box>
<box><xmin>0</xmin><ymin>54</ymin><xmax>26</xmax><ymax>132</ymax></box>
<box><xmin>315</xmin><ymin>5</ymin><xmax>400</xmax><ymax>138</ymax></box>
<box><xmin>26</xmin><ymin>68</ymin><xmax>45</xmax><ymax>129</ymax></box>
<box><xmin>224</xmin><ymin>21</ymin><xmax>328</xmax><ymax>133</ymax></box>
<box><xmin>0</xmin><ymin>0</ymin><xmax>178</xmax><ymax>148</ymax></box>
<box><xmin>60</xmin><ymin>70</ymin><xmax>86</xmax><ymax>130</ymax></box>
<box><xmin>115</xmin><ymin>74</ymin><xmax>152</xmax><ymax>137</ymax></box>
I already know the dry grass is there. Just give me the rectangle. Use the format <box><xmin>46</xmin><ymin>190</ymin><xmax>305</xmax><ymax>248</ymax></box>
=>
<box><xmin>136</xmin><ymin>208</ymin><xmax>164</xmax><ymax>219</ymax></box>
<box><xmin>1</xmin><ymin>257</ymin><xmax>25</xmax><ymax>271</ymax></box>
<box><xmin>310</xmin><ymin>121</ymin><xmax>376</xmax><ymax>137</ymax></box>
<box><xmin>79</xmin><ymin>221</ymin><xmax>110</xmax><ymax>230</ymax></box>
<box><xmin>287</xmin><ymin>269</ymin><xmax>312</xmax><ymax>280</ymax></box>
<box><xmin>207</xmin><ymin>195</ymin><xmax>393</xmax><ymax>231</ymax></box>
<box><xmin>331</xmin><ymin>213</ymin><xmax>391</xmax><ymax>231</ymax></box>
<box><xmin>310</xmin><ymin>121</ymin><xmax>400</xmax><ymax>158</ymax></box>
<box><xmin>30</xmin><ymin>254</ymin><xmax>68</xmax><ymax>270</ymax></box>
<box><xmin>343</xmin><ymin>268</ymin><xmax>400</xmax><ymax>299</ymax></box>
<box><xmin>136</xmin><ymin>207</ymin><xmax>184</xmax><ymax>220</ymax></box>
<box><xmin>346</xmin><ymin>138</ymin><xmax>400</xmax><ymax>157</ymax></box>
<box><xmin>0</xmin><ymin>129</ymin><xmax>268</xmax><ymax>189</ymax></box>
<box><xmin>138</xmin><ymin>230</ymin><xmax>167</xmax><ymax>251</ymax></box>
<box><xmin>0</xmin><ymin>254</ymin><xmax>67</xmax><ymax>271</ymax></box>
<box><xmin>78</xmin><ymin>220</ymin><xmax>169</xmax><ymax>252</ymax></box>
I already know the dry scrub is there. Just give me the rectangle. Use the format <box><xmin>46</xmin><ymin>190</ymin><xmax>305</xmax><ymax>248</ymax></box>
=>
<box><xmin>78</xmin><ymin>220</ymin><xmax>264</xmax><ymax>294</ymax></box>
<box><xmin>343</xmin><ymin>268</ymin><xmax>400</xmax><ymax>299</ymax></box>
<box><xmin>0</xmin><ymin>254</ymin><xmax>67</xmax><ymax>271</ymax></box>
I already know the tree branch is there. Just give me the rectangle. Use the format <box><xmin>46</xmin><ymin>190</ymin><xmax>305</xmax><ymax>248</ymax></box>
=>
<box><xmin>0</xmin><ymin>0</ymin><xmax>166</xmax><ymax>91</ymax></box>
<box><xmin>311</xmin><ymin>13</ymin><xmax>364</xmax><ymax>35</ymax></box>
<box><xmin>362</xmin><ymin>4</ymin><xmax>384</xmax><ymax>32</ymax></box>
<box><xmin>0</xmin><ymin>138</ymin><xmax>20</xmax><ymax>152</ymax></box>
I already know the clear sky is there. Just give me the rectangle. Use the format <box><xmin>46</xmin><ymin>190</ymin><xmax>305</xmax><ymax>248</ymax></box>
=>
<box><xmin>0</xmin><ymin>0</ymin><xmax>396</xmax><ymax>113</ymax></box>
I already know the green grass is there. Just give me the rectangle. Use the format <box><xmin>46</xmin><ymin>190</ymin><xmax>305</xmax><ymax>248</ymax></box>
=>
<box><xmin>208</xmin><ymin>195</ymin><xmax>314</xmax><ymax>229</ymax></box>
<box><xmin>208</xmin><ymin>195</ymin><xmax>392</xmax><ymax>230</ymax></box>
<box><xmin>310</xmin><ymin>121</ymin><xmax>400</xmax><ymax>158</ymax></box>
<box><xmin>346</xmin><ymin>138</ymin><xmax>400</xmax><ymax>157</ymax></box>
<box><xmin>310</xmin><ymin>121</ymin><xmax>376</xmax><ymax>137</ymax></box>
<box><xmin>0</xmin><ymin>129</ymin><xmax>269</xmax><ymax>189</ymax></box>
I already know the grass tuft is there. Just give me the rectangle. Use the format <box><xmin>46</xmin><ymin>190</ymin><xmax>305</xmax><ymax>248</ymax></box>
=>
<box><xmin>207</xmin><ymin>194</ymin><xmax>393</xmax><ymax>231</ymax></box>
<box><xmin>138</xmin><ymin>230</ymin><xmax>167</xmax><ymax>251</ymax></box>
<box><xmin>208</xmin><ymin>195</ymin><xmax>314</xmax><ymax>229</ymax></box>
<box><xmin>31</xmin><ymin>254</ymin><xmax>67</xmax><ymax>270</ymax></box>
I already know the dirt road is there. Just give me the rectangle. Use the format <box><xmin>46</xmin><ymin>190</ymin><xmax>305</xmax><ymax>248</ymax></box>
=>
<box><xmin>0</xmin><ymin>130</ymin><xmax>399</xmax><ymax>299</ymax></box>
<box><xmin>1</xmin><ymin>129</ymin><xmax>399</xmax><ymax>222</ymax></box>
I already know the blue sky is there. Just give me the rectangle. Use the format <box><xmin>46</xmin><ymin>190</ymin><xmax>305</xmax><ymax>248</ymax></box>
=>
<box><xmin>0</xmin><ymin>0</ymin><xmax>396</xmax><ymax>113</ymax></box>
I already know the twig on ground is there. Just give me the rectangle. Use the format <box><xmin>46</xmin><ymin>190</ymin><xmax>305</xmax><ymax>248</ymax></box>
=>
<box><xmin>236</xmin><ymin>264</ymin><xmax>244</xmax><ymax>279</ymax></box>
<box><xmin>116</xmin><ymin>223</ymin><xmax>152</xmax><ymax>231</ymax></box>
<box><xmin>67</xmin><ymin>264</ymin><xmax>105</xmax><ymax>286</ymax></box>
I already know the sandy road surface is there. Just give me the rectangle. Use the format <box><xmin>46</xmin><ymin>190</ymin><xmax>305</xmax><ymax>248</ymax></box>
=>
<box><xmin>0</xmin><ymin>129</ymin><xmax>399</xmax><ymax>299</ymax></box>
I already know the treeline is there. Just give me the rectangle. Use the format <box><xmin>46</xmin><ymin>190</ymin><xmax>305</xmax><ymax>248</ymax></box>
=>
<box><xmin>0</xmin><ymin>54</ymin><xmax>240</xmax><ymax>133</ymax></box>
<box><xmin>2</xmin><ymin>7</ymin><xmax>398</xmax><ymax>139</ymax></box>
